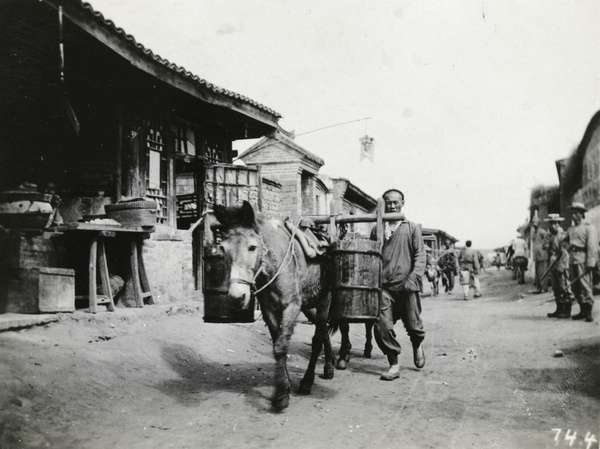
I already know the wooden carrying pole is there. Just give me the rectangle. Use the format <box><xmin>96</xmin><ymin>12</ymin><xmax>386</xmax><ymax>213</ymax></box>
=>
<box><xmin>305</xmin><ymin>210</ymin><xmax>404</xmax><ymax>226</ymax></box>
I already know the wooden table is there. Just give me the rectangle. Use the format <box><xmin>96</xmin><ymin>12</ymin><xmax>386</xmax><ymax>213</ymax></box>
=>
<box><xmin>57</xmin><ymin>223</ymin><xmax>154</xmax><ymax>313</ymax></box>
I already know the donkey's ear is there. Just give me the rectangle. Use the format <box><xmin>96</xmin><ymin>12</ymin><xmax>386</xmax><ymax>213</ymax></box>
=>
<box><xmin>212</xmin><ymin>204</ymin><xmax>228</xmax><ymax>227</ymax></box>
<box><xmin>238</xmin><ymin>201</ymin><xmax>256</xmax><ymax>228</ymax></box>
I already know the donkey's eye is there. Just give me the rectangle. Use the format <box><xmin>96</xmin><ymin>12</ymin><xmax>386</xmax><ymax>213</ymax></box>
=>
<box><xmin>248</xmin><ymin>245</ymin><xmax>257</xmax><ymax>252</ymax></box>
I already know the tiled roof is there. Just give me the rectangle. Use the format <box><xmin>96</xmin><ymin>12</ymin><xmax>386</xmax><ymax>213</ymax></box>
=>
<box><xmin>79</xmin><ymin>1</ymin><xmax>281</xmax><ymax>119</ymax></box>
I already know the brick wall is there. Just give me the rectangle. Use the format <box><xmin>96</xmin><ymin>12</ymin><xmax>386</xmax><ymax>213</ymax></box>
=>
<box><xmin>260</xmin><ymin>178</ymin><xmax>281</xmax><ymax>218</ymax></box>
<box><xmin>259</xmin><ymin>163</ymin><xmax>301</xmax><ymax>216</ymax></box>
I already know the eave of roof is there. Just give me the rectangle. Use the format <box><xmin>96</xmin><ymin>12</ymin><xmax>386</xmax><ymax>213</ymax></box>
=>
<box><xmin>44</xmin><ymin>0</ymin><xmax>281</xmax><ymax>128</ymax></box>
<box><xmin>560</xmin><ymin>109</ymin><xmax>600</xmax><ymax>193</ymax></box>
<box><xmin>239</xmin><ymin>130</ymin><xmax>325</xmax><ymax>166</ymax></box>
<box><xmin>331</xmin><ymin>178</ymin><xmax>376</xmax><ymax>207</ymax></box>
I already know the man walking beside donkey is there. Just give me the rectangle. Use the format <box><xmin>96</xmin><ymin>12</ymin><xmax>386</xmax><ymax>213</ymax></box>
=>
<box><xmin>370</xmin><ymin>188</ymin><xmax>426</xmax><ymax>381</ymax></box>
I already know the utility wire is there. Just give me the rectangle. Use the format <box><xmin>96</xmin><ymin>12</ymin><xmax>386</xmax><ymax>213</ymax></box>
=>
<box><xmin>234</xmin><ymin>116</ymin><xmax>373</xmax><ymax>160</ymax></box>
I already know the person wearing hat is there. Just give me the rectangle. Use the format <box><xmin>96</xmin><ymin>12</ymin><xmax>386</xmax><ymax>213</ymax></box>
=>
<box><xmin>542</xmin><ymin>214</ymin><xmax>571</xmax><ymax>318</ymax></box>
<box><xmin>530</xmin><ymin>217</ymin><xmax>549</xmax><ymax>293</ymax></box>
<box><xmin>564</xmin><ymin>202</ymin><xmax>598</xmax><ymax>322</ymax></box>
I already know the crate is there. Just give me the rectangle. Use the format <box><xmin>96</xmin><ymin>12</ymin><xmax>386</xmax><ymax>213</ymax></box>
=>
<box><xmin>0</xmin><ymin>232</ymin><xmax>57</xmax><ymax>269</ymax></box>
<box><xmin>0</xmin><ymin>267</ymin><xmax>75</xmax><ymax>314</ymax></box>
<box><xmin>105</xmin><ymin>200</ymin><xmax>158</xmax><ymax>227</ymax></box>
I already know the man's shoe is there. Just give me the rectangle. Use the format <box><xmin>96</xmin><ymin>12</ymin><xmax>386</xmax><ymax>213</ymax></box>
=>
<box><xmin>463</xmin><ymin>295</ymin><xmax>468</xmax><ymax>300</ymax></box>
<box><xmin>584</xmin><ymin>304</ymin><xmax>594</xmax><ymax>322</ymax></box>
<box><xmin>556</xmin><ymin>304</ymin><xmax>571</xmax><ymax>319</ymax></box>
<box><xmin>572</xmin><ymin>310</ymin><xmax>586</xmax><ymax>320</ymax></box>
<box><xmin>474</xmin><ymin>292</ymin><xmax>482</xmax><ymax>298</ymax></box>
<box><xmin>380</xmin><ymin>365</ymin><xmax>400</xmax><ymax>381</ymax></box>
<box><xmin>413</xmin><ymin>343</ymin><xmax>425</xmax><ymax>369</ymax></box>
<box><xmin>547</xmin><ymin>304</ymin><xmax>561</xmax><ymax>318</ymax></box>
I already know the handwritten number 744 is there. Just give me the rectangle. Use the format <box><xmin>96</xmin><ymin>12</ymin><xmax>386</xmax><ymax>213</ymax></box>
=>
<box><xmin>552</xmin><ymin>429</ymin><xmax>598</xmax><ymax>449</ymax></box>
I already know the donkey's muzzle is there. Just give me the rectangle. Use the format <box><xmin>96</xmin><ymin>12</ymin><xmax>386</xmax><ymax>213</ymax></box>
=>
<box><xmin>228</xmin><ymin>280</ymin><xmax>253</xmax><ymax>309</ymax></box>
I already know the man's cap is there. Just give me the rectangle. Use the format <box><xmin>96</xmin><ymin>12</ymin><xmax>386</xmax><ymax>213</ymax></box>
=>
<box><xmin>544</xmin><ymin>213</ymin><xmax>564</xmax><ymax>222</ymax></box>
<box><xmin>569</xmin><ymin>201</ymin><xmax>588</xmax><ymax>212</ymax></box>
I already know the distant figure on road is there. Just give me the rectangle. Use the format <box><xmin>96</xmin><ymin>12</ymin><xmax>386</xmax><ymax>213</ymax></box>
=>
<box><xmin>509</xmin><ymin>234</ymin><xmax>529</xmax><ymax>284</ymax></box>
<box><xmin>543</xmin><ymin>214</ymin><xmax>572</xmax><ymax>318</ymax></box>
<box><xmin>531</xmin><ymin>217</ymin><xmax>549</xmax><ymax>293</ymax></box>
<box><xmin>458</xmin><ymin>240</ymin><xmax>482</xmax><ymax>300</ymax></box>
<box><xmin>370</xmin><ymin>188</ymin><xmax>426</xmax><ymax>380</ymax></box>
<box><xmin>438</xmin><ymin>239</ymin><xmax>459</xmax><ymax>294</ymax></box>
<box><xmin>564</xmin><ymin>202</ymin><xmax>598</xmax><ymax>323</ymax></box>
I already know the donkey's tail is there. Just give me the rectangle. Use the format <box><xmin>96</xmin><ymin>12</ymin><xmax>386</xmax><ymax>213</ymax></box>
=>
<box><xmin>328</xmin><ymin>321</ymin><xmax>340</xmax><ymax>336</ymax></box>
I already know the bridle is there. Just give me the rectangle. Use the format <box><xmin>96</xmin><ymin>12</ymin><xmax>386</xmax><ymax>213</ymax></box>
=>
<box><xmin>227</xmin><ymin>219</ymin><xmax>300</xmax><ymax>296</ymax></box>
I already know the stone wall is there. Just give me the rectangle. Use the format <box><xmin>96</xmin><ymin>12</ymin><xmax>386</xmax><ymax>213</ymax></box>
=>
<box><xmin>141</xmin><ymin>226</ymin><xmax>198</xmax><ymax>304</ymax></box>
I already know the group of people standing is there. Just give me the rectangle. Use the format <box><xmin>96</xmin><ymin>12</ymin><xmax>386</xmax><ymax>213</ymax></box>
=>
<box><xmin>510</xmin><ymin>202</ymin><xmax>598</xmax><ymax>323</ymax></box>
<box><xmin>542</xmin><ymin>202</ymin><xmax>598</xmax><ymax>323</ymax></box>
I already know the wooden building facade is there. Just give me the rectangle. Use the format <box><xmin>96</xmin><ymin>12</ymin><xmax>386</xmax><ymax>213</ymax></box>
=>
<box><xmin>0</xmin><ymin>0</ymin><xmax>280</xmax><ymax>306</ymax></box>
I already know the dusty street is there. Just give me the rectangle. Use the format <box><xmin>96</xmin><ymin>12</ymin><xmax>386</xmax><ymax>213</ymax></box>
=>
<box><xmin>0</xmin><ymin>269</ymin><xmax>598</xmax><ymax>449</ymax></box>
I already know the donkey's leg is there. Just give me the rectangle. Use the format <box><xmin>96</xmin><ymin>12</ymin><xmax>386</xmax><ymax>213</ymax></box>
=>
<box><xmin>299</xmin><ymin>317</ymin><xmax>331</xmax><ymax>394</ymax></box>
<box><xmin>259</xmin><ymin>303</ymin><xmax>294</xmax><ymax>404</ymax></box>
<box><xmin>322</xmin><ymin>326</ymin><xmax>335</xmax><ymax>380</ymax></box>
<box><xmin>336</xmin><ymin>322</ymin><xmax>352</xmax><ymax>370</ymax></box>
<box><xmin>303</xmin><ymin>308</ymin><xmax>335</xmax><ymax>378</ymax></box>
<box><xmin>364</xmin><ymin>321</ymin><xmax>374</xmax><ymax>358</ymax></box>
<box><xmin>271</xmin><ymin>304</ymin><xmax>301</xmax><ymax>412</ymax></box>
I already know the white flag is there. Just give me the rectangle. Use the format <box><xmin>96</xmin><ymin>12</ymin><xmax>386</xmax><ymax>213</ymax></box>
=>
<box><xmin>360</xmin><ymin>135</ymin><xmax>375</xmax><ymax>162</ymax></box>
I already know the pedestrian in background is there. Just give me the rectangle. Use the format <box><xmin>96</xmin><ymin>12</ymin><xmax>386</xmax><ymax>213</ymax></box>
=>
<box><xmin>458</xmin><ymin>240</ymin><xmax>482</xmax><ymax>300</ymax></box>
<box><xmin>531</xmin><ymin>217</ymin><xmax>549</xmax><ymax>293</ymax></box>
<box><xmin>543</xmin><ymin>214</ymin><xmax>572</xmax><ymax>318</ymax></box>
<box><xmin>509</xmin><ymin>233</ymin><xmax>529</xmax><ymax>284</ymax></box>
<box><xmin>564</xmin><ymin>202</ymin><xmax>598</xmax><ymax>322</ymax></box>
<box><xmin>438</xmin><ymin>239</ymin><xmax>459</xmax><ymax>294</ymax></box>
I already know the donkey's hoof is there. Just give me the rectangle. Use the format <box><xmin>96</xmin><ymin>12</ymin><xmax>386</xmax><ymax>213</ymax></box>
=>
<box><xmin>322</xmin><ymin>365</ymin><xmax>335</xmax><ymax>380</ymax></box>
<box><xmin>298</xmin><ymin>379</ymin><xmax>312</xmax><ymax>396</ymax></box>
<box><xmin>336</xmin><ymin>358</ymin><xmax>347</xmax><ymax>370</ymax></box>
<box><xmin>271</xmin><ymin>393</ymin><xmax>290</xmax><ymax>411</ymax></box>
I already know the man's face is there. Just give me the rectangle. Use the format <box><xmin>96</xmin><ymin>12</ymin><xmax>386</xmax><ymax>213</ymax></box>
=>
<box><xmin>383</xmin><ymin>191</ymin><xmax>404</xmax><ymax>213</ymax></box>
<box><xmin>572</xmin><ymin>211</ymin><xmax>583</xmax><ymax>225</ymax></box>
<box><xmin>549</xmin><ymin>222</ymin><xmax>559</xmax><ymax>234</ymax></box>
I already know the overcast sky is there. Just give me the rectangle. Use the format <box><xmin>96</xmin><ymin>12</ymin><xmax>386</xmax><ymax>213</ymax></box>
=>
<box><xmin>90</xmin><ymin>0</ymin><xmax>600</xmax><ymax>249</ymax></box>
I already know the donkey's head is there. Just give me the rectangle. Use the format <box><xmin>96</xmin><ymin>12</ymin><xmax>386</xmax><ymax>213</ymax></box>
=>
<box><xmin>212</xmin><ymin>201</ymin><xmax>262</xmax><ymax>308</ymax></box>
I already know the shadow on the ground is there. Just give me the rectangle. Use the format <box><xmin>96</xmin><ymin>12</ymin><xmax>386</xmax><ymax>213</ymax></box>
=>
<box><xmin>155</xmin><ymin>342</ymin><xmax>338</xmax><ymax>411</ymax></box>
<box><xmin>508</xmin><ymin>342</ymin><xmax>600</xmax><ymax>399</ymax></box>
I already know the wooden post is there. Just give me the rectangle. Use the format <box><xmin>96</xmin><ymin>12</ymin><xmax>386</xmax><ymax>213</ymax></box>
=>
<box><xmin>376</xmin><ymin>197</ymin><xmax>385</xmax><ymax>252</ymax></box>
<box><xmin>376</xmin><ymin>197</ymin><xmax>385</xmax><ymax>318</ymax></box>
<box><xmin>329</xmin><ymin>215</ymin><xmax>337</xmax><ymax>245</ymax></box>
<box><xmin>97</xmin><ymin>240</ymin><xmax>115</xmax><ymax>311</ymax></box>
<box><xmin>88</xmin><ymin>236</ymin><xmax>98</xmax><ymax>313</ymax></box>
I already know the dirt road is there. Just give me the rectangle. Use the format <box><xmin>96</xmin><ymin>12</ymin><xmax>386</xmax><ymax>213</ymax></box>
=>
<box><xmin>1</xmin><ymin>269</ymin><xmax>598</xmax><ymax>449</ymax></box>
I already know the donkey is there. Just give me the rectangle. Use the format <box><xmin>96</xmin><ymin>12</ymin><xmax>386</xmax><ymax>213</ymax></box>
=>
<box><xmin>212</xmin><ymin>201</ymin><xmax>336</xmax><ymax>411</ymax></box>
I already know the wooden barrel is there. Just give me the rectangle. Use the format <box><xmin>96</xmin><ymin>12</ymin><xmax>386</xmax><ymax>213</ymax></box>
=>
<box><xmin>202</xmin><ymin>245</ymin><xmax>255</xmax><ymax>323</ymax></box>
<box><xmin>331</xmin><ymin>237</ymin><xmax>381</xmax><ymax>322</ymax></box>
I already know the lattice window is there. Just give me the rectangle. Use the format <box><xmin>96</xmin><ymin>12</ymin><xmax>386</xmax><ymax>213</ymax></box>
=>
<box><xmin>144</xmin><ymin>121</ymin><xmax>168</xmax><ymax>223</ymax></box>
<box><xmin>203</xmin><ymin>135</ymin><xmax>225</xmax><ymax>164</ymax></box>
<box><xmin>173</xmin><ymin>122</ymin><xmax>196</xmax><ymax>156</ymax></box>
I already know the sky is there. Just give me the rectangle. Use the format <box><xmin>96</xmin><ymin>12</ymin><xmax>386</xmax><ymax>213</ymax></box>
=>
<box><xmin>89</xmin><ymin>0</ymin><xmax>600</xmax><ymax>249</ymax></box>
